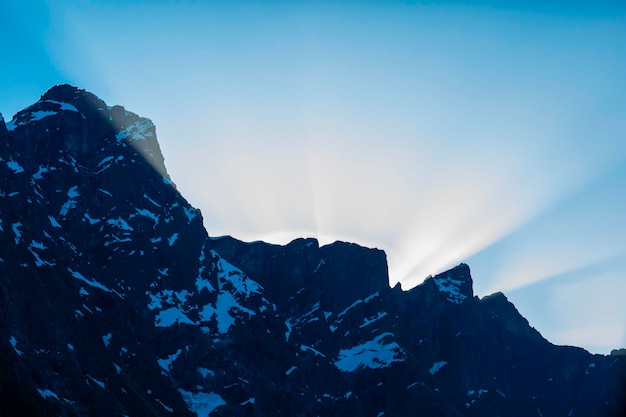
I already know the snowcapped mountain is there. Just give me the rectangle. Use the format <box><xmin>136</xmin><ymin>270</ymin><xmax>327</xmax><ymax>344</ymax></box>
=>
<box><xmin>0</xmin><ymin>85</ymin><xmax>624</xmax><ymax>417</ymax></box>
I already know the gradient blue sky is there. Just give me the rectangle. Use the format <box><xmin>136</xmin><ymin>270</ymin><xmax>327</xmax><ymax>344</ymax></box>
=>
<box><xmin>2</xmin><ymin>0</ymin><xmax>625</xmax><ymax>354</ymax></box>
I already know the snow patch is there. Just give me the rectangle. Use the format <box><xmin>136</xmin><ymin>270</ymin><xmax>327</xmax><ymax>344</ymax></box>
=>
<box><xmin>338</xmin><ymin>292</ymin><xmax>379</xmax><ymax>318</ymax></box>
<box><xmin>98</xmin><ymin>156</ymin><xmax>114</xmax><ymax>166</ymax></box>
<box><xmin>7</xmin><ymin>160</ymin><xmax>24</xmax><ymax>173</ymax></box>
<box><xmin>116</xmin><ymin>117</ymin><xmax>154</xmax><ymax>142</ymax></box>
<box><xmin>37</xmin><ymin>389</ymin><xmax>59</xmax><ymax>400</ymax></box>
<box><xmin>301</xmin><ymin>344</ymin><xmax>326</xmax><ymax>357</ymax></box>
<box><xmin>285</xmin><ymin>321</ymin><xmax>293</xmax><ymax>341</ymax></box>
<box><xmin>136</xmin><ymin>208</ymin><xmax>159</xmax><ymax>224</ymax></box>
<box><xmin>183</xmin><ymin>206</ymin><xmax>197</xmax><ymax>222</ymax></box>
<box><xmin>359</xmin><ymin>312</ymin><xmax>388</xmax><ymax>328</ymax></box>
<box><xmin>214</xmin><ymin>252</ymin><xmax>262</xmax><ymax>296</ymax></box>
<box><xmin>156</xmin><ymin>399</ymin><xmax>174</xmax><ymax>413</ymax></box>
<box><xmin>433</xmin><ymin>276</ymin><xmax>467</xmax><ymax>304</ymax></box>
<box><xmin>68</xmin><ymin>268</ymin><xmax>112</xmax><ymax>293</ymax></box>
<box><xmin>199</xmin><ymin>291</ymin><xmax>254</xmax><ymax>334</ymax></box>
<box><xmin>12</xmin><ymin>222</ymin><xmax>23</xmax><ymax>243</ymax></box>
<box><xmin>107</xmin><ymin>218</ymin><xmax>134</xmax><ymax>231</ymax></box>
<box><xmin>158</xmin><ymin>348</ymin><xmax>183</xmax><ymax>371</ymax></box>
<box><xmin>84</xmin><ymin>213</ymin><xmax>100</xmax><ymax>224</ymax></box>
<box><xmin>178</xmin><ymin>389</ymin><xmax>226</xmax><ymax>417</ymax></box>
<box><xmin>198</xmin><ymin>368</ymin><xmax>215</xmax><ymax>378</ymax></box>
<box><xmin>59</xmin><ymin>186</ymin><xmax>79</xmax><ymax>217</ymax></box>
<box><xmin>155</xmin><ymin>307</ymin><xmax>195</xmax><ymax>327</ymax></box>
<box><xmin>32</xmin><ymin>165</ymin><xmax>54</xmax><ymax>180</ymax></box>
<box><xmin>429</xmin><ymin>360</ymin><xmax>448</xmax><ymax>375</ymax></box>
<box><xmin>86</xmin><ymin>375</ymin><xmax>105</xmax><ymax>389</ymax></box>
<box><xmin>45</xmin><ymin>99</ymin><xmax>79</xmax><ymax>113</ymax></box>
<box><xmin>9</xmin><ymin>336</ymin><xmax>22</xmax><ymax>356</ymax></box>
<box><xmin>48</xmin><ymin>215</ymin><xmax>61</xmax><ymax>228</ymax></box>
<box><xmin>334</xmin><ymin>333</ymin><xmax>404</xmax><ymax>372</ymax></box>
<box><xmin>143</xmin><ymin>193</ymin><xmax>161</xmax><ymax>207</ymax></box>
<box><xmin>31</xmin><ymin>110</ymin><xmax>57</xmax><ymax>121</ymax></box>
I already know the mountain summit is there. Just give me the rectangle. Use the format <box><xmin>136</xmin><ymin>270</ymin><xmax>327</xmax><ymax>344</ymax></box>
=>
<box><xmin>1</xmin><ymin>85</ymin><xmax>624</xmax><ymax>417</ymax></box>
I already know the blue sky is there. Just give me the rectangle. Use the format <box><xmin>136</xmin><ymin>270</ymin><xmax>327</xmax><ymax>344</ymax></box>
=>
<box><xmin>2</xmin><ymin>1</ymin><xmax>625</xmax><ymax>354</ymax></box>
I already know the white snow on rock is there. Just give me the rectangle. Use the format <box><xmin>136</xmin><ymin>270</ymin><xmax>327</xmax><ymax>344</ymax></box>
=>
<box><xmin>143</xmin><ymin>193</ymin><xmax>161</xmax><ymax>207</ymax></box>
<box><xmin>433</xmin><ymin>276</ymin><xmax>467</xmax><ymax>304</ymax></box>
<box><xmin>37</xmin><ymin>388</ymin><xmax>59</xmax><ymax>400</ymax></box>
<box><xmin>67</xmin><ymin>268</ymin><xmax>112</xmax><ymax>293</ymax></box>
<box><xmin>7</xmin><ymin>159</ymin><xmax>24</xmax><ymax>173</ymax></box>
<box><xmin>359</xmin><ymin>312</ymin><xmax>388</xmax><ymax>328</ymax></box>
<box><xmin>293</xmin><ymin>302</ymin><xmax>320</xmax><ymax>326</ymax></box>
<box><xmin>146</xmin><ymin>249</ymin><xmax>264</xmax><ymax>334</ymax></box>
<box><xmin>285</xmin><ymin>321</ymin><xmax>293</xmax><ymax>341</ymax></box>
<box><xmin>115</xmin><ymin>117</ymin><xmax>155</xmax><ymax>142</ymax></box>
<box><xmin>158</xmin><ymin>348</ymin><xmax>183</xmax><ymax>371</ymax></box>
<box><xmin>147</xmin><ymin>289</ymin><xmax>191</xmax><ymax>310</ymax></box>
<box><xmin>178</xmin><ymin>389</ymin><xmax>226</xmax><ymax>417</ymax></box>
<box><xmin>199</xmin><ymin>291</ymin><xmax>255</xmax><ymax>334</ymax></box>
<box><xmin>31</xmin><ymin>110</ymin><xmax>57</xmax><ymax>121</ymax></box>
<box><xmin>84</xmin><ymin>213</ymin><xmax>100</xmax><ymax>224</ymax></box>
<box><xmin>337</xmin><ymin>292</ymin><xmax>379</xmax><ymax>318</ymax></box>
<box><xmin>429</xmin><ymin>360</ymin><xmax>448</xmax><ymax>375</ymax></box>
<box><xmin>86</xmin><ymin>375</ymin><xmax>105</xmax><ymax>389</ymax></box>
<box><xmin>135</xmin><ymin>208</ymin><xmax>159</xmax><ymax>224</ymax></box>
<box><xmin>59</xmin><ymin>186</ymin><xmax>80</xmax><ymax>217</ymax></box>
<box><xmin>156</xmin><ymin>399</ymin><xmax>174</xmax><ymax>413</ymax></box>
<box><xmin>107</xmin><ymin>218</ymin><xmax>134</xmax><ymax>231</ymax></box>
<box><xmin>214</xmin><ymin>251</ymin><xmax>262</xmax><ymax>296</ymax></box>
<box><xmin>301</xmin><ymin>344</ymin><xmax>326</xmax><ymax>357</ymax></box>
<box><xmin>48</xmin><ymin>215</ymin><xmax>62</xmax><ymax>228</ymax></box>
<box><xmin>334</xmin><ymin>333</ymin><xmax>405</xmax><ymax>372</ymax></box>
<box><xmin>168</xmin><ymin>233</ymin><xmax>179</xmax><ymax>246</ymax></box>
<box><xmin>155</xmin><ymin>307</ymin><xmax>195</xmax><ymax>327</ymax></box>
<box><xmin>197</xmin><ymin>368</ymin><xmax>215</xmax><ymax>378</ymax></box>
<box><xmin>195</xmin><ymin>252</ymin><xmax>266</xmax><ymax>334</ymax></box>
<box><xmin>11</xmin><ymin>222</ymin><xmax>22</xmax><ymax>243</ymax></box>
<box><xmin>32</xmin><ymin>165</ymin><xmax>54</xmax><ymax>180</ymax></box>
<box><xmin>9</xmin><ymin>336</ymin><xmax>23</xmax><ymax>356</ymax></box>
<box><xmin>45</xmin><ymin>99</ymin><xmax>79</xmax><ymax>113</ymax></box>
<box><xmin>97</xmin><ymin>156</ymin><xmax>114</xmax><ymax>166</ymax></box>
<box><xmin>183</xmin><ymin>206</ymin><xmax>197</xmax><ymax>222</ymax></box>
<box><xmin>27</xmin><ymin>245</ymin><xmax>54</xmax><ymax>267</ymax></box>
<box><xmin>102</xmin><ymin>333</ymin><xmax>112</xmax><ymax>347</ymax></box>
<box><xmin>195</xmin><ymin>269</ymin><xmax>215</xmax><ymax>293</ymax></box>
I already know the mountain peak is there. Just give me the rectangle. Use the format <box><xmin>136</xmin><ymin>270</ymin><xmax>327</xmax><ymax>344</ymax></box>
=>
<box><xmin>5</xmin><ymin>85</ymin><xmax>170</xmax><ymax>181</ymax></box>
<box><xmin>41</xmin><ymin>84</ymin><xmax>93</xmax><ymax>103</ymax></box>
<box><xmin>427</xmin><ymin>263</ymin><xmax>474</xmax><ymax>304</ymax></box>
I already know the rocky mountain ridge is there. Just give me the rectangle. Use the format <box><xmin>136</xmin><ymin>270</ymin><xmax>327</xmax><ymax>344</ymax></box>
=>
<box><xmin>0</xmin><ymin>85</ymin><xmax>624</xmax><ymax>416</ymax></box>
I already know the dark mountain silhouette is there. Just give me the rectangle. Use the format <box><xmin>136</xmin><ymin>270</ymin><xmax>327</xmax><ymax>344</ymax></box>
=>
<box><xmin>0</xmin><ymin>85</ymin><xmax>624</xmax><ymax>416</ymax></box>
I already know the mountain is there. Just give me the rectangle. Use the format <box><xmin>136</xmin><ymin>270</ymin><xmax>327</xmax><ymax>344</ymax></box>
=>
<box><xmin>0</xmin><ymin>85</ymin><xmax>624</xmax><ymax>417</ymax></box>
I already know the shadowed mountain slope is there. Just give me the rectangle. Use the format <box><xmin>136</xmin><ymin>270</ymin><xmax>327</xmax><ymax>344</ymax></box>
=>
<box><xmin>0</xmin><ymin>85</ymin><xmax>624</xmax><ymax>417</ymax></box>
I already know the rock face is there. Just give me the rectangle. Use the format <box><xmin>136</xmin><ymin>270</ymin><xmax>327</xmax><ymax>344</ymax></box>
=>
<box><xmin>0</xmin><ymin>85</ymin><xmax>624</xmax><ymax>417</ymax></box>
